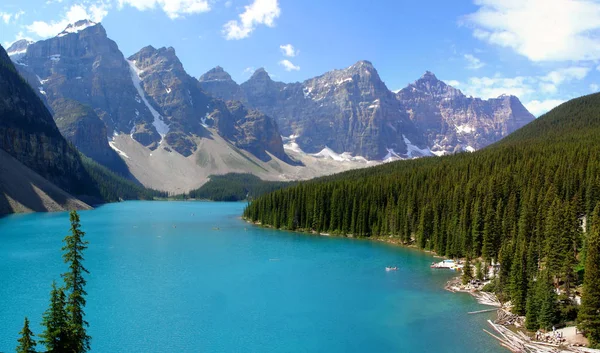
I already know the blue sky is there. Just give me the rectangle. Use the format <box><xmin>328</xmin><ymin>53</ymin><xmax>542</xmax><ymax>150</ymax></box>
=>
<box><xmin>2</xmin><ymin>0</ymin><xmax>600</xmax><ymax>116</ymax></box>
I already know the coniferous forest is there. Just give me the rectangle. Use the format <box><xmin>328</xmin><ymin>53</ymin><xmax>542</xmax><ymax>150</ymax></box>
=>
<box><xmin>243</xmin><ymin>92</ymin><xmax>600</xmax><ymax>346</ymax></box>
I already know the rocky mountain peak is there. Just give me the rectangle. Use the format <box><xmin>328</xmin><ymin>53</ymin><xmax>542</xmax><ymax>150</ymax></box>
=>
<box><xmin>250</xmin><ymin>68</ymin><xmax>272</xmax><ymax>81</ymax></box>
<box><xmin>400</xmin><ymin>70</ymin><xmax>462</xmax><ymax>99</ymax></box>
<box><xmin>345</xmin><ymin>60</ymin><xmax>378</xmax><ymax>77</ymax></box>
<box><xmin>199</xmin><ymin>66</ymin><xmax>234</xmax><ymax>83</ymax></box>
<box><xmin>57</xmin><ymin>19</ymin><xmax>99</xmax><ymax>37</ymax></box>
<box><xmin>420</xmin><ymin>70</ymin><xmax>437</xmax><ymax>80</ymax></box>
<box><xmin>6</xmin><ymin>39</ymin><xmax>33</xmax><ymax>56</ymax></box>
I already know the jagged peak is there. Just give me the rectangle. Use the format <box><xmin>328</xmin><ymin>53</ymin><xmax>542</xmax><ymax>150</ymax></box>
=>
<box><xmin>6</xmin><ymin>39</ymin><xmax>33</xmax><ymax>55</ymax></box>
<box><xmin>349</xmin><ymin>60</ymin><xmax>374</xmax><ymax>68</ymax></box>
<box><xmin>420</xmin><ymin>71</ymin><xmax>437</xmax><ymax>80</ymax></box>
<box><xmin>250</xmin><ymin>67</ymin><xmax>271</xmax><ymax>80</ymax></box>
<box><xmin>199</xmin><ymin>66</ymin><xmax>234</xmax><ymax>83</ymax></box>
<box><xmin>57</xmin><ymin>19</ymin><xmax>100</xmax><ymax>37</ymax></box>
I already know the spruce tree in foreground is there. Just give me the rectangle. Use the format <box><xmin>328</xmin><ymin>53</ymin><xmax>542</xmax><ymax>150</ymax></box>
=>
<box><xmin>62</xmin><ymin>210</ymin><xmax>91</xmax><ymax>353</ymax></box>
<box><xmin>578</xmin><ymin>204</ymin><xmax>600</xmax><ymax>347</ymax></box>
<box><xmin>16</xmin><ymin>317</ymin><xmax>37</xmax><ymax>353</ymax></box>
<box><xmin>40</xmin><ymin>281</ymin><xmax>69</xmax><ymax>352</ymax></box>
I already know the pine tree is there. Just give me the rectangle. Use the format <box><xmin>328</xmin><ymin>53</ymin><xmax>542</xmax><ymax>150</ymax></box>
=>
<box><xmin>525</xmin><ymin>280</ymin><xmax>540</xmax><ymax>330</ymax></box>
<box><xmin>462</xmin><ymin>255</ymin><xmax>473</xmax><ymax>285</ymax></box>
<box><xmin>62</xmin><ymin>210</ymin><xmax>91</xmax><ymax>353</ymax></box>
<box><xmin>40</xmin><ymin>281</ymin><xmax>69</xmax><ymax>353</ymax></box>
<box><xmin>578</xmin><ymin>204</ymin><xmax>600</xmax><ymax>347</ymax></box>
<box><xmin>510</xmin><ymin>241</ymin><xmax>528</xmax><ymax>315</ymax></box>
<box><xmin>537</xmin><ymin>271</ymin><xmax>558</xmax><ymax>330</ymax></box>
<box><xmin>16</xmin><ymin>317</ymin><xmax>37</xmax><ymax>353</ymax></box>
<box><xmin>475</xmin><ymin>260</ymin><xmax>484</xmax><ymax>281</ymax></box>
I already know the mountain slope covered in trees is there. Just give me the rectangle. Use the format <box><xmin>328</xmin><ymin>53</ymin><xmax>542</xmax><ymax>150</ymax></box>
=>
<box><xmin>244</xmin><ymin>92</ymin><xmax>600</xmax><ymax>341</ymax></box>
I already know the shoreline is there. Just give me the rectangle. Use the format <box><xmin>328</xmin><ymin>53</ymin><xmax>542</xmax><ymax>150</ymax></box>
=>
<box><xmin>243</xmin><ymin>218</ymin><xmax>598</xmax><ymax>353</ymax></box>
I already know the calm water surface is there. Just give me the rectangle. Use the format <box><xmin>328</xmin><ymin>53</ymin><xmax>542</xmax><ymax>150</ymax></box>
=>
<box><xmin>0</xmin><ymin>201</ymin><xmax>505</xmax><ymax>353</ymax></box>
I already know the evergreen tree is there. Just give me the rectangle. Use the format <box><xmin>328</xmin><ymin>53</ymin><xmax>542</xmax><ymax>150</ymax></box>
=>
<box><xmin>510</xmin><ymin>241</ymin><xmax>528</xmax><ymax>315</ymax></box>
<box><xmin>16</xmin><ymin>317</ymin><xmax>37</xmax><ymax>353</ymax></box>
<box><xmin>525</xmin><ymin>280</ymin><xmax>540</xmax><ymax>330</ymax></box>
<box><xmin>475</xmin><ymin>261</ymin><xmax>484</xmax><ymax>281</ymax></box>
<box><xmin>537</xmin><ymin>271</ymin><xmax>558</xmax><ymax>330</ymax></box>
<box><xmin>40</xmin><ymin>281</ymin><xmax>69</xmax><ymax>353</ymax></box>
<box><xmin>578</xmin><ymin>204</ymin><xmax>600</xmax><ymax>347</ymax></box>
<box><xmin>462</xmin><ymin>255</ymin><xmax>473</xmax><ymax>285</ymax></box>
<box><xmin>62</xmin><ymin>210</ymin><xmax>91</xmax><ymax>353</ymax></box>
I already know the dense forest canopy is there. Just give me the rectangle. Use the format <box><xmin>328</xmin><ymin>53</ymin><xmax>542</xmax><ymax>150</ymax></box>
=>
<box><xmin>174</xmin><ymin>173</ymin><xmax>293</xmax><ymax>201</ymax></box>
<box><xmin>244</xmin><ymin>93</ymin><xmax>600</xmax><ymax>342</ymax></box>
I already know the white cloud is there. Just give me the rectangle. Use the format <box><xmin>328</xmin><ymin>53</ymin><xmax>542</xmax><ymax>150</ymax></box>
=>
<box><xmin>26</xmin><ymin>4</ymin><xmax>108</xmax><ymax>38</ymax></box>
<box><xmin>541</xmin><ymin>66</ymin><xmax>590</xmax><ymax>84</ymax></box>
<box><xmin>591</xmin><ymin>83</ymin><xmax>599</xmax><ymax>92</ymax></box>
<box><xmin>225</xmin><ymin>1</ymin><xmax>232</xmax><ymax>7</ymax></box>
<box><xmin>243</xmin><ymin>66</ymin><xmax>255</xmax><ymax>75</ymax></box>
<box><xmin>118</xmin><ymin>0</ymin><xmax>210</xmax><ymax>19</ymax></box>
<box><xmin>464</xmin><ymin>0</ymin><xmax>600</xmax><ymax>62</ymax></box>
<box><xmin>279</xmin><ymin>59</ymin><xmax>299</xmax><ymax>71</ymax></box>
<box><xmin>538</xmin><ymin>66</ymin><xmax>590</xmax><ymax>93</ymax></box>
<box><xmin>459</xmin><ymin>75</ymin><xmax>535</xmax><ymax>99</ymax></box>
<box><xmin>464</xmin><ymin>54</ymin><xmax>484</xmax><ymax>69</ymax></box>
<box><xmin>445</xmin><ymin>79</ymin><xmax>461</xmax><ymax>87</ymax></box>
<box><xmin>1</xmin><ymin>10</ymin><xmax>25</xmax><ymax>25</ymax></box>
<box><xmin>525</xmin><ymin>99</ymin><xmax>565</xmax><ymax>116</ymax></box>
<box><xmin>456</xmin><ymin>66</ymin><xmax>590</xmax><ymax>100</ymax></box>
<box><xmin>279</xmin><ymin>44</ymin><xmax>297</xmax><ymax>57</ymax></box>
<box><xmin>223</xmin><ymin>0</ymin><xmax>280</xmax><ymax>40</ymax></box>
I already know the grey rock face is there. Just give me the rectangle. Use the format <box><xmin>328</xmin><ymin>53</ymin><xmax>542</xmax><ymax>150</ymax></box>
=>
<box><xmin>198</xmin><ymin>66</ymin><xmax>241</xmax><ymax>100</ymax></box>
<box><xmin>0</xmin><ymin>44</ymin><xmax>93</xmax><ymax>195</ymax></box>
<box><xmin>128</xmin><ymin>46</ymin><xmax>288</xmax><ymax>161</ymax></box>
<box><xmin>200</xmin><ymin>64</ymin><xmax>535</xmax><ymax>159</ymax></box>
<box><xmin>200</xmin><ymin>61</ymin><xmax>424</xmax><ymax>159</ymax></box>
<box><xmin>396</xmin><ymin>71</ymin><xmax>535</xmax><ymax>154</ymax></box>
<box><xmin>13</xmin><ymin>21</ymin><xmax>161</xmax><ymax>171</ymax></box>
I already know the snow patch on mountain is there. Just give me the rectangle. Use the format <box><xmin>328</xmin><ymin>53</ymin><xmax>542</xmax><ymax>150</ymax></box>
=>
<box><xmin>57</xmin><ymin>20</ymin><xmax>97</xmax><ymax>37</ymax></box>
<box><xmin>403</xmin><ymin>135</ymin><xmax>433</xmax><ymax>159</ymax></box>
<box><xmin>108</xmin><ymin>140</ymin><xmax>129</xmax><ymax>159</ymax></box>
<box><xmin>127</xmin><ymin>59</ymin><xmax>170</xmax><ymax>138</ymax></box>
<box><xmin>312</xmin><ymin>147</ymin><xmax>368</xmax><ymax>163</ymax></box>
<box><xmin>455</xmin><ymin>124</ymin><xmax>475</xmax><ymax>134</ymax></box>
<box><xmin>383</xmin><ymin>148</ymin><xmax>401</xmax><ymax>162</ymax></box>
<box><xmin>282</xmin><ymin>134</ymin><xmax>304</xmax><ymax>153</ymax></box>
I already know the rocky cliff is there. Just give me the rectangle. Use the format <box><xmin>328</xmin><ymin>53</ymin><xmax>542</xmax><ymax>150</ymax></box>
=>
<box><xmin>10</xmin><ymin>20</ymin><xmax>161</xmax><ymax>173</ymax></box>
<box><xmin>200</xmin><ymin>63</ymin><xmax>535</xmax><ymax>159</ymax></box>
<box><xmin>396</xmin><ymin>71</ymin><xmax>535</xmax><ymax>154</ymax></box>
<box><xmin>128</xmin><ymin>46</ymin><xmax>288</xmax><ymax>161</ymax></box>
<box><xmin>0</xmin><ymin>43</ymin><xmax>95</xmax><ymax>203</ymax></box>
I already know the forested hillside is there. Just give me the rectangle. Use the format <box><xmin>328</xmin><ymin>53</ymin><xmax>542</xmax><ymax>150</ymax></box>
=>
<box><xmin>178</xmin><ymin>173</ymin><xmax>292</xmax><ymax>201</ymax></box>
<box><xmin>244</xmin><ymin>93</ymin><xmax>600</xmax><ymax>344</ymax></box>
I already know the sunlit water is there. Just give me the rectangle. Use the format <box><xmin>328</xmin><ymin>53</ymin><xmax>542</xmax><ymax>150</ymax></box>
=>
<box><xmin>0</xmin><ymin>201</ymin><xmax>505</xmax><ymax>352</ymax></box>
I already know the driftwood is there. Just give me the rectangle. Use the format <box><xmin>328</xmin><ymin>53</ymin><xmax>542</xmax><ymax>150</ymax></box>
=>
<box><xmin>486</xmin><ymin>320</ymin><xmax>600</xmax><ymax>353</ymax></box>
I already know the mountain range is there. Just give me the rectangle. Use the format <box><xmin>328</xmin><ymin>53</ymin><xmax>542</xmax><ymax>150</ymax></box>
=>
<box><xmin>3</xmin><ymin>19</ymin><xmax>535</xmax><ymax>195</ymax></box>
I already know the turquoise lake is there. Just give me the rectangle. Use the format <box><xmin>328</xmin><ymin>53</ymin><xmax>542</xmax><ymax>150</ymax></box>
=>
<box><xmin>0</xmin><ymin>201</ymin><xmax>505</xmax><ymax>352</ymax></box>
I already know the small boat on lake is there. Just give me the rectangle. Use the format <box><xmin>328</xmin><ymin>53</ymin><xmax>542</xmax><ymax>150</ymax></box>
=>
<box><xmin>385</xmin><ymin>266</ymin><xmax>398</xmax><ymax>271</ymax></box>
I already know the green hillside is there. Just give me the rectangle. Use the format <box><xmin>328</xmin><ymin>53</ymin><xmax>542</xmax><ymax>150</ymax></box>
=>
<box><xmin>175</xmin><ymin>173</ymin><xmax>293</xmax><ymax>201</ymax></box>
<box><xmin>244</xmin><ymin>92</ymin><xmax>600</xmax><ymax>341</ymax></box>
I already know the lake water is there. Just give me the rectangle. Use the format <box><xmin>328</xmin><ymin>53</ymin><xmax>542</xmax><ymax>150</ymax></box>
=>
<box><xmin>0</xmin><ymin>201</ymin><xmax>505</xmax><ymax>353</ymax></box>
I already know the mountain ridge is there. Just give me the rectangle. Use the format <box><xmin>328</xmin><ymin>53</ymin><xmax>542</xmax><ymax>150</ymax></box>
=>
<box><xmin>199</xmin><ymin>62</ymin><xmax>535</xmax><ymax>159</ymax></box>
